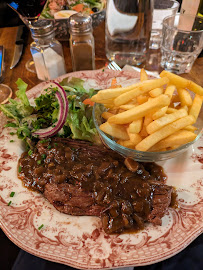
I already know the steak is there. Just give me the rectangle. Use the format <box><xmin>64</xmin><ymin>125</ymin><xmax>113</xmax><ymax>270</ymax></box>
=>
<box><xmin>44</xmin><ymin>183</ymin><xmax>104</xmax><ymax>216</ymax></box>
<box><xmin>18</xmin><ymin>138</ymin><xmax>176</xmax><ymax>234</ymax></box>
<box><xmin>44</xmin><ymin>181</ymin><xmax>172</xmax><ymax>232</ymax></box>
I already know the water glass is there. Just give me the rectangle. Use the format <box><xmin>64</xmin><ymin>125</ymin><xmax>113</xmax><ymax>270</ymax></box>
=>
<box><xmin>150</xmin><ymin>0</ymin><xmax>179</xmax><ymax>50</ymax></box>
<box><xmin>161</xmin><ymin>14</ymin><xmax>203</xmax><ymax>74</ymax></box>
<box><xmin>105</xmin><ymin>0</ymin><xmax>153</xmax><ymax>67</ymax></box>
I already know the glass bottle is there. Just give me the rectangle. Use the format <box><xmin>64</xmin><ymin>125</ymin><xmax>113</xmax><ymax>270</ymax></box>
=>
<box><xmin>30</xmin><ymin>20</ymin><xmax>66</xmax><ymax>81</ymax></box>
<box><xmin>69</xmin><ymin>13</ymin><xmax>95</xmax><ymax>71</ymax></box>
<box><xmin>105</xmin><ymin>0</ymin><xmax>153</xmax><ymax>67</ymax></box>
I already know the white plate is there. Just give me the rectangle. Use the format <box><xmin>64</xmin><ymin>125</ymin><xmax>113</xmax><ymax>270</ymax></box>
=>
<box><xmin>0</xmin><ymin>70</ymin><xmax>202</xmax><ymax>269</ymax></box>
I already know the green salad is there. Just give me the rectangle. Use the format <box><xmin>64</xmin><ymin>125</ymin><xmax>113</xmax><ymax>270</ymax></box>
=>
<box><xmin>41</xmin><ymin>0</ymin><xmax>106</xmax><ymax>19</ymax></box>
<box><xmin>0</xmin><ymin>77</ymin><xmax>99</xmax><ymax>149</ymax></box>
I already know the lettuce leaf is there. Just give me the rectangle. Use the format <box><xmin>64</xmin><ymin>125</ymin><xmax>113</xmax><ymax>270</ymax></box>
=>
<box><xmin>15</xmin><ymin>78</ymin><xmax>33</xmax><ymax>116</ymax></box>
<box><xmin>0</xmin><ymin>77</ymin><xmax>98</xmax><ymax>148</ymax></box>
<box><xmin>59</xmin><ymin>78</ymin><xmax>98</xmax><ymax>142</ymax></box>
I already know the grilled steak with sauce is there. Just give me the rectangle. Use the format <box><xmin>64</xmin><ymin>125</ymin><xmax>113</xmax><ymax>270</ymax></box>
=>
<box><xmin>18</xmin><ymin>138</ymin><xmax>176</xmax><ymax>234</ymax></box>
<box><xmin>44</xmin><ymin>183</ymin><xmax>104</xmax><ymax>216</ymax></box>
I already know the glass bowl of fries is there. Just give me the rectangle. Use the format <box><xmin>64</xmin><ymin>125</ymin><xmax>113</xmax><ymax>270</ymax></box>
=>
<box><xmin>92</xmin><ymin>70</ymin><xmax>203</xmax><ymax>162</ymax></box>
<box><xmin>93</xmin><ymin>103</ymin><xmax>203</xmax><ymax>162</ymax></box>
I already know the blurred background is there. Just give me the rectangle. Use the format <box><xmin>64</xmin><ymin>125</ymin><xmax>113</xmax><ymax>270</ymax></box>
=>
<box><xmin>0</xmin><ymin>1</ymin><xmax>21</xmax><ymax>27</ymax></box>
<box><xmin>0</xmin><ymin>0</ymin><xmax>182</xmax><ymax>28</ymax></box>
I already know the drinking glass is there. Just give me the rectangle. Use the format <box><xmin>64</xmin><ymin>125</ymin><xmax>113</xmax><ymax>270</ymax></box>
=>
<box><xmin>161</xmin><ymin>14</ymin><xmax>203</xmax><ymax>74</ymax></box>
<box><xmin>6</xmin><ymin>0</ymin><xmax>47</xmax><ymax>72</ymax></box>
<box><xmin>105</xmin><ymin>0</ymin><xmax>153</xmax><ymax>67</ymax></box>
<box><xmin>150</xmin><ymin>0</ymin><xmax>180</xmax><ymax>50</ymax></box>
<box><xmin>6</xmin><ymin>0</ymin><xmax>46</xmax><ymax>24</ymax></box>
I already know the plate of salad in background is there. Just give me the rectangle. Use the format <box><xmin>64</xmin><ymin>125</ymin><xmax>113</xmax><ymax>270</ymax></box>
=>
<box><xmin>40</xmin><ymin>0</ymin><xmax>106</xmax><ymax>40</ymax></box>
<box><xmin>41</xmin><ymin>0</ymin><xmax>106</xmax><ymax>18</ymax></box>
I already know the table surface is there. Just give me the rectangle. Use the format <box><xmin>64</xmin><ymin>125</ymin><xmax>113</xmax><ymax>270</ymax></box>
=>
<box><xmin>1</xmin><ymin>22</ymin><xmax>203</xmax><ymax>95</ymax></box>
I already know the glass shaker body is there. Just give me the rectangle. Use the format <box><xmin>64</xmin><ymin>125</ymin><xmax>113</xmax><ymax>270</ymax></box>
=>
<box><xmin>70</xmin><ymin>31</ymin><xmax>95</xmax><ymax>71</ymax></box>
<box><xmin>69</xmin><ymin>13</ymin><xmax>95</xmax><ymax>71</ymax></box>
<box><xmin>30</xmin><ymin>21</ymin><xmax>66</xmax><ymax>81</ymax></box>
<box><xmin>105</xmin><ymin>0</ymin><xmax>153</xmax><ymax>67</ymax></box>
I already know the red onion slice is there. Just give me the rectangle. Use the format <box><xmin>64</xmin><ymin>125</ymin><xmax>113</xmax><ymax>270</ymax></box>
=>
<box><xmin>32</xmin><ymin>82</ymin><xmax>68</xmax><ymax>138</ymax></box>
<box><xmin>53</xmin><ymin>82</ymin><xmax>69</xmax><ymax>127</ymax></box>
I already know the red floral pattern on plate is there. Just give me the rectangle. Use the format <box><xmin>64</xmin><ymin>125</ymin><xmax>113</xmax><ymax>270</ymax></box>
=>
<box><xmin>0</xmin><ymin>70</ymin><xmax>202</xmax><ymax>269</ymax></box>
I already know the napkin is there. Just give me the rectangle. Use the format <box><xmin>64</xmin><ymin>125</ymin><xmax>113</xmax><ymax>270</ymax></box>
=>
<box><xmin>106</xmin><ymin>0</ymin><xmax>137</xmax><ymax>36</ymax></box>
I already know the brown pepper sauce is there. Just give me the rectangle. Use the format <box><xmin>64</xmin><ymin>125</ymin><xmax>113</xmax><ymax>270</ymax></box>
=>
<box><xmin>18</xmin><ymin>138</ymin><xmax>176</xmax><ymax>234</ymax></box>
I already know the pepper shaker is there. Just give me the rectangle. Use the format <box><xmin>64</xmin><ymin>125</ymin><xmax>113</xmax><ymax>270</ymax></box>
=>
<box><xmin>69</xmin><ymin>13</ymin><xmax>95</xmax><ymax>71</ymax></box>
<box><xmin>30</xmin><ymin>20</ymin><xmax>66</xmax><ymax>81</ymax></box>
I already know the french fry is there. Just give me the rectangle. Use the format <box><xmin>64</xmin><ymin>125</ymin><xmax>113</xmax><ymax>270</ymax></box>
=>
<box><xmin>117</xmin><ymin>140</ymin><xmax>135</xmax><ymax>149</ymax></box>
<box><xmin>92</xmin><ymin>82</ymin><xmax>142</xmax><ymax>101</ymax></box>
<box><xmin>144</xmin><ymin>115</ymin><xmax>153</xmax><ymax>126</ymax></box>
<box><xmin>166</xmin><ymin>107</ymin><xmax>177</xmax><ymax>114</ymax></box>
<box><xmin>101</xmin><ymin>111</ymin><xmax>114</xmax><ymax>120</ymax></box>
<box><xmin>160</xmin><ymin>70</ymin><xmax>203</xmax><ymax>96</ymax></box>
<box><xmin>99</xmin><ymin>122</ymin><xmax>129</xmax><ymax>140</ymax></box>
<box><xmin>147</xmin><ymin>108</ymin><xmax>188</xmax><ymax>134</ymax></box>
<box><xmin>127</xmin><ymin>99</ymin><xmax>138</xmax><ymax>105</ymax></box>
<box><xmin>119</xmin><ymin>104</ymin><xmax>136</xmax><ymax>110</ymax></box>
<box><xmin>103</xmin><ymin>104</ymin><xmax>118</xmax><ymax>109</ymax></box>
<box><xmin>127</xmin><ymin>132</ymin><xmax>142</xmax><ymax>145</ymax></box>
<box><xmin>140</xmin><ymin>68</ymin><xmax>148</xmax><ymax>81</ymax></box>
<box><xmin>118</xmin><ymin>109</ymin><xmax>126</xmax><ymax>113</ymax></box>
<box><xmin>169</xmin><ymin>145</ymin><xmax>181</xmax><ymax>150</ymax></box>
<box><xmin>189</xmin><ymin>94</ymin><xmax>203</xmax><ymax>120</ymax></box>
<box><xmin>93</xmin><ymin>98</ymin><xmax>115</xmax><ymax>104</ymax></box>
<box><xmin>109</xmin><ymin>108</ymin><xmax>119</xmax><ymax>113</ymax></box>
<box><xmin>114</xmin><ymin>77</ymin><xmax>169</xmax><ymax>106</ymax></box>
<box><xmin>136</xmin><ymin>115</ymin><xmax>195</xmax><ymax>151</ymax></box>
<box><xmin>108</xmin><ymin>94</ymin><xmax>170</xmax><ymax>124</ymax></box>
<box><xmin>137</xmin><ymin>95</ymin><xmax>148</xmax><ymax>104</ymax></box>
<box><xmin>181</xmin><ymin>105</ymin><xmax>188</xmax><ymax>112</ymax></box>
<box><xmin>128</xmin><ymin>119</ymin><xmax>143</xmax><ymax>134</ymax></box>
<box><xmin>152</xmin><ymin>148</ymin><xmax>168</xmax><ymax>152</ymax></box>
<box><xmin>164</xmin><ymin>85</ymin><xmax>176</xmax><ymax>98</ymax></box>
<box><xmin>149</xmin><ymin>130</ymin><xmax>197</xmax><ymax>151</ymax></box>
<box><xmin>160</xmin><ymin>70</ymin><xmax>190</xmax><ymax>88</ymax></box>
<box><xmin>189</xmin><ymin>81</ymin><xmax>203</xmax><ymax>96</ymax></box>
<box><xmin>149</xmin><ymin>88</ymin><xmax>163</xmax><ymax>98</ymax></box>
<box><xmin>184</xmin><ymin>125</ymin><xmax>197</xmax><ymax>132</ymax></box>
<box><xmin>177</xmin><ymin>88</ymin><xmax>193</xmax><ymax>106</ymax></box>
<box><xmin>152</xmin><ymin>106</ymin><xmax>168</xmax><ymax>120</ymax></box>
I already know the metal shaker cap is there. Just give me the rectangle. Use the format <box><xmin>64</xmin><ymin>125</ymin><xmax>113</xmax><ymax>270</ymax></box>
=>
<box><xmin>30</xmin><ymin>20</ymin><xmax>55</xmax><ymax>38</ymax></box>
<box><xmin>69</xmin><ymin>13</ymin><xmax>92</xmax><ymax>33</ymax></box>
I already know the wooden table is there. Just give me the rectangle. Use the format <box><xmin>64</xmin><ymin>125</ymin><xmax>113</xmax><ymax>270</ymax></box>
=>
<box><xmin>1</xmin><ymin>22</ymin><xmax>203</xmax><ymax>95</ymax></box>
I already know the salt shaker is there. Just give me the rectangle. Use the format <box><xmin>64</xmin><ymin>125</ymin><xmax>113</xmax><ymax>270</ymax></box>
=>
<box><xmin>30</xmin><ymin>20</ymin><xmax>66</xmax><ymax>81</ymax></box>
<box><xmin>69</xmin><ymin>13</ymin><xmax>95</xmax><ymax>71</ymax></box>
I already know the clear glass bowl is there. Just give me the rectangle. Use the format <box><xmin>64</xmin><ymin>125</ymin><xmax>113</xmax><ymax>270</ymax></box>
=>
<box><xmin>93</xmin><ymin>103</ymin><xmax>203</xmax><ymax>162</ymax></box>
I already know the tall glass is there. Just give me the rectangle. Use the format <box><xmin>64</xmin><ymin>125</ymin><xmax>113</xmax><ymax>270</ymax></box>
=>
<box><xmin>6</xmin><ymin>0</ymin><xmax>47</xmax><ymax>72</ymax></box>
<box><xmin>105</xmin><ymin>0</ymin><xmax>153</xmax><ymax>67</ymax></box>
